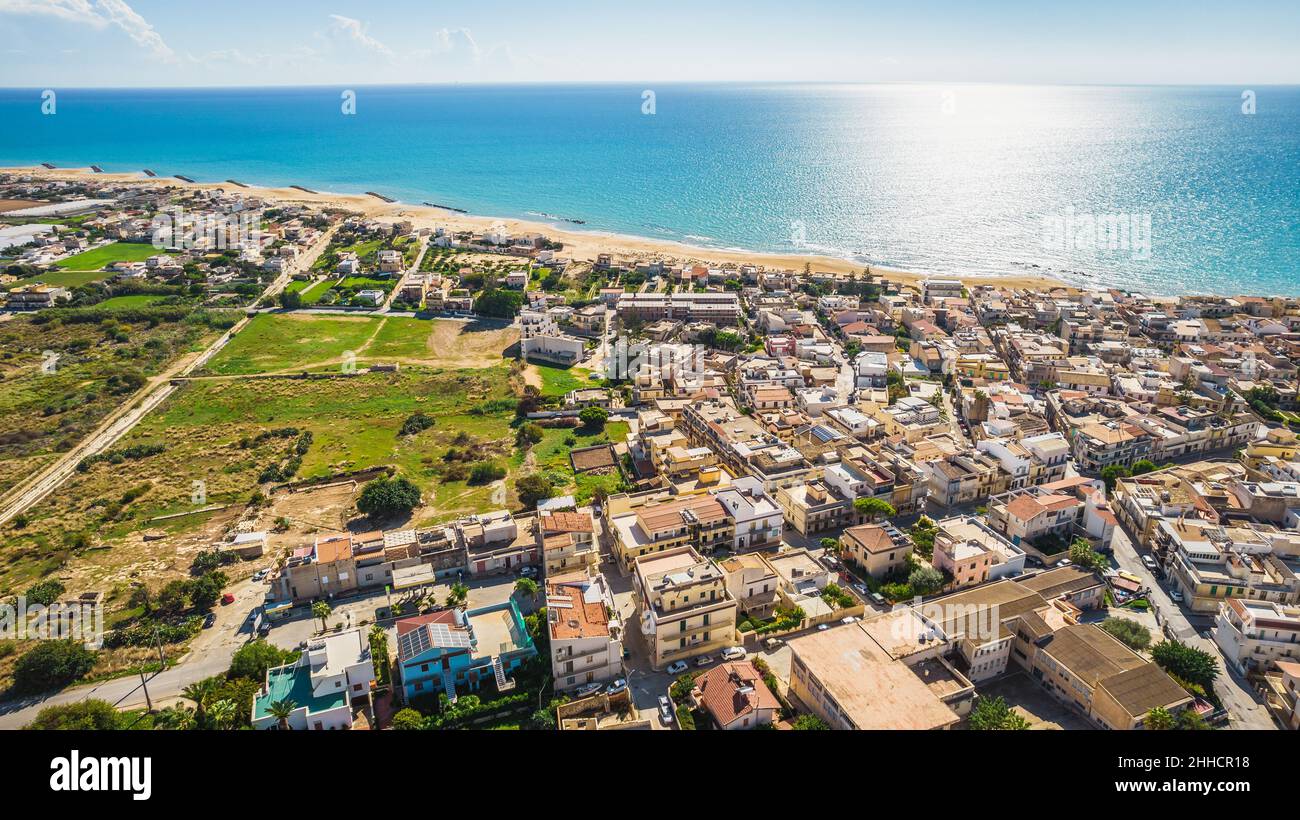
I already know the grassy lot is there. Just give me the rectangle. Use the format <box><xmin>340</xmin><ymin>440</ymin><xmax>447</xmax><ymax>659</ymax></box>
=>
<box><xmin>54</xmin><ymin>242</ymin><xmax>163</xmax><ymax>270</ymax></box>
<box><xmin>0</xmin><ymin>312</ymin><xmax>220</xmax><ymax>499</ymax></box>
<box><xmin>517</xmin><ymin>420</ymin><xmax>630</xmax><ymax>503</ymax></box>
<box><xmin>202</xmin><ymin>314</ymin><xmax>383</xmax><ymax>375</ymax></box>
<box><xmin>0</xmin><ymin>365</ymin><xmax>522</xmax><ymax>596</ymax></box>
<box><xmin>532</xmin><ymin>363</ymin><xmax>596</xmax><ymax>397</ymax></box>
<box><xmin>203</xmin><ymin>313</ymin><xmax>518</xmax><ymax>375</ymax></box>
<box><xmin>8</xmin><ymin>269</ymin><xmax>109</xmax><ymax>290</ymax></box>
<box><xmin>299</xmin><ymin>278</ymin><xmax>337</xmax><ymax>305</ymax></box>
<box><xmin>93</xmin><ymin>294</ymin><xmax>173</xmax><ymax>310</ymax></box>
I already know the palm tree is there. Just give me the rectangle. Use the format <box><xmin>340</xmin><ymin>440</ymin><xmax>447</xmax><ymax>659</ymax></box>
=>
<box><xmin>267</xmin><ymin>699</ymin><xmax>297</xmax><ymax>731</ymax></box>
<box><xmin>445</xmin><ymin>582</ymin><xmax>468</xmax><ymax>608</ymax></box>
<box><xmin>208</xmin><ymin>699</ymin><xmax>237</xmax><ymax>731</ymax></box>
<box><xmin>312</xmin><ymin>600</ymin><xmax>332</xmax><ymax>632</ymax></box>
<box><xmin>182</xmin><ymin>678</ymin><xmax>221</xmax><ymax>729</ymax></box>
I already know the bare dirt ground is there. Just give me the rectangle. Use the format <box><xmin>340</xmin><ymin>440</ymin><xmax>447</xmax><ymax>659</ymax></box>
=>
<box><xmin>262</xmin><ymin>482</ymin><xmax>358</xmax><ymax>540</ymax></box>
<box><xmin>423</xmin><ymin>320</ymin><xmax>518</xmax><ymax>368</ymax></box>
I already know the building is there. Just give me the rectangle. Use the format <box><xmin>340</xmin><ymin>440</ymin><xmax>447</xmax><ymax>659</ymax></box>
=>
<box><xmin>840</xmin><ymin>523</ymin><xmax>912</xmax><ymax>580</ymax></box>
<box><xmin>633</xmin><ymin>547</ymin><xmax>738</xmax><ymax>670</ymax></box>
<box><xmin>717</xmin><ymin>553</ymin><xmax>779</xmax><ymax>619</ymax></box>
<box><xmin>538</xmin><ymin>509</ymin><xmax>598</xmax><ymax>576</ymax></box>
<box><xmin>616</xmin><ymin>291</ymin><xmax>741</xmax><ymax>325</ymax></box>
<box><xmin>251</xmin><ymin>629</ymin><xmax>374</xmax><ymax>730</ymax></box>
<box><xmin>690</xmin><ymin>661</ymin><xmax>781</xmax><ymax>730</ymax></box>
<box><xmin>272</xmin><ymin>534</ymin><xmax>358</xmax><ymax>602</ymax></box>
<box><xmin>787</xmin><ymin>615</ymin><xmax>967</xmax><ymax>730</ymax></box>
<box><xmin>547</xmin><ymin>573</ymin><xmax>624</xmax><ymax>691</ymax></box>
<box><xmin>395</xmin><ymin>602</ymin><xmax>538</xmax><ymax>703</ymax></box>
<box><xmin>1213</xmin><ymin>598</ymin><xmax>1300</xmax><ymax>675</ymax></box>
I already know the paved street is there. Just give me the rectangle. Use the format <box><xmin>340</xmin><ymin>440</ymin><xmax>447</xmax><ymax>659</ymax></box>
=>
<box><xmin>1108</xmin><ymin>525</ymin><xmax>1276</xmax><ymax>730</ymax></box>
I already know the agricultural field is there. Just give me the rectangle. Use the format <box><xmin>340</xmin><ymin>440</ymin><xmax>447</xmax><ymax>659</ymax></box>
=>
<box><xmin>0</xmin><ymin>310</ymin><xmax>222</xmax><ymax>498</ymax></box>
<box><xmin>54</xmin><ymin>241</ymin><xmax>164</xmax><ymax>270</ymax></box>
<box><xmin>201</xmin><ymin>313</ymin><xmax>517</xmax><ymax>375</ymax></box>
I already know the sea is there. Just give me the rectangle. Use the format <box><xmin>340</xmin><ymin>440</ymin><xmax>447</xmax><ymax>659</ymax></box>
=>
<box><xmin>2</xmin><ymin>83</ymin><xmax>1298</xmax><ymax>296</ymax></box>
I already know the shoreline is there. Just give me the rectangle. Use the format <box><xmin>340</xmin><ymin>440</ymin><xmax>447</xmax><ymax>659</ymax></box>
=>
<box><xmin>2</xmin><ymin>164</ymin><xmax>1077</xmax><ymax>292</ymax></box>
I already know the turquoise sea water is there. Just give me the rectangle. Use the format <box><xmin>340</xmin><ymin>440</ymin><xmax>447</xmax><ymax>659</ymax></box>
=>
<box><xmin>2</xmin><ymin>83</ymin><xmax>1297</xmax><ymax>296</ymax></box>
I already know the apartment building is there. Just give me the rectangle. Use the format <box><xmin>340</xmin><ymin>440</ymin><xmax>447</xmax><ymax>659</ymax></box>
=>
<box><xmin>616</xmin><ymin>291</ymin><xmax>741</xmax><ymax>325</ymax></box>
<box><xmin>547</xmin><ymin>573</ymin><xmax>624</xmax><ymax>691</ymax></box>
<box><xmin>633</xmin><ymin>547</ymin><xmax>738</xmax><ymax>670</ymax></box>
<box><xmin>1155</xmin><ymin>519</ymin><xmax>1300</xmax><ymax>614</ymax></box>
<box><xmin>717</xmin><ymin>552</ymin><xmax>780</xmax><ymax>619</ymax></box>
<box><xmin>925</xmin><ymin>450</ymin><xmax>1009</xmax><ymax>508</ymax></box>
<box><xmin>776</xmin><ymin>480</ymin><xmax>852</xmax><ymax>536</ymax></box>
<box><xmin>1213</xmin><ymin>598</ymin><xmax>1300</xmax><ymax>675</ymax></box>
<box><xmin>987</xmin><ymin>488</ymin><xmax>1084</xmax><ymax>547</ymax></box>
<box><xmin>840</xmin><ymin>523</ymin><xmax>912</xmax><ymax>579</ymax></box>
<box><xmin>931</xmin><ymin>516</ymin><xmax>1027</xmax><ymax>589</ymax></box>
<box><xmin>538</xmin><ymin>509</ymin><xmax>598</xmax><ymax>577</ymax></box>
<box><xmin>975</xmin><ymin>432</ymin><xmax>1070</xmax><ymax>489</ymax></box>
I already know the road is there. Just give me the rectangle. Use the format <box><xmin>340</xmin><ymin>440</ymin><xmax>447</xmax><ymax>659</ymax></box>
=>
<box><xmin>0</xmin><ymin>226</ymin><xmax>337</xmax><ymax>530</ymax></box>
<box><xmin>1109</xmin><ymin>525</ymin><xmax>1276</xmax><ymax>730</ymax></box>
<box><xmin>0</xmin><ymin>578</ymin><xmax>266</xmax><ymax>728</ymax></box>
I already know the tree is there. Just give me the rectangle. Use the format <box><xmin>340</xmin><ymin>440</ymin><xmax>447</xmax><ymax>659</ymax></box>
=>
<box><xmin>356</xmin><ymin>475</ymin><xmax>421</xmax><ymax>519</ymax></box>
<box><xmin>516</xmin><ymin>473</ymin><xmax>555</xmax><ymax>509</ymax></box>
<box><xmin>578</xmin><ymin>406</ymin><xmax>609</xmax><ymax>430</ymax></box>
<box><xmin>1178</xmin><ymin>709</ymin><xmax>1210</xmax><ymax>731</ymax></box>
<box><xmin>907</xmin><ymin>565</ymin><xmax>945</xmax><ymax>596</ymax></box>
<box><xmin>24</xmin><ymin>578</ymin><xmax>66</xmax><ymax>606</ymax></box>
<box><xmin>1100</xmin><ymin>617</ymin><xmax>1152</xmax><ymax>651</ymax></box>
<box><xmin>968</xmin><ymin>696</ymin><xmax>1030</xmax><ymax>730</ymax></box>
<box><xmin>278</xmin><ymin>289</ymin><xmax>303</xmax><ymax>310</ymax></box>
<box><xmin>391</xmin><ymin>708</ymin><xmax>426</xmax><ymax>730</ymax></box>
<box><xmin>1100</xmin><ymin>465</ymin><xmax>1131</xmax><ymax>493</ymax></box>
<box><xmin>208</xmin><ymin>699</ymin><xmax>237</xmax><ymax>730</ymax></box>
<box><xmin>182</xmin><ymin>678</ymin><xmax>222</xmax><ymax>729</ymax></box>
<box><xmin>515</xmin><ymin>576</ymin><xmax>540</xmax><ymax>606</ymax></box>
<box><xmin>312</xmin><ymin>601</ymin><xmax>332</xmax><ymax>632</ymax></box>
<box><xmin>228</xmin><ymin>640</ymin><xmax>297</xmax><ymax>682</ymax></box>
<box><xmin>1151</xmin><ymin>640</ymin><xmax>1218</xmax><ymax>691</ymax></box>
<box><xmin>267</xmin><ymin>699</ymin><xmax>297</xmax><ymax>731</ymax></box>
<box><xmin>909</xmin><ymin>516</ymin><xmax>938</xmax><ymax>558</ymax></box>
<box><xmin>819</xmin><ymin>537</ymin><xmax>840</xmax><ymax>554</ymax></box>
<box><xmin>26</xmin><ymin>699</ymin><xmax>122</xmax><ymax>730</ymax></box>
<box><xmin>1130</xmin><ymin>459</ymin><xmax>1159</xmax><ymax>476</ymax></box>
<box><xmin>369</xmin><ymin>624</ymin><xmax>390</xmax><ymax>686</ymax></box>
<box><xmin>791</xmin><ymin>714</ymin><xmax>831</xmax><ymax>730</ymax></box>
<box><xmin>446</xmin><ymin>582</ymin><xmax>469</xmax><ymax>608</ymax></box>
<box><xmin>151</xmin><ymin>704</ymin><xmax>197</xmax><ymax>730</ymax></box>
<box><xmin>12</xmin><ymin>640</ymin><xmax>97</xmax><ymax>695</ymax></box>
<box><xmin>1144</xmin><ymin>706</ymin><xmax>1177</xmax><ymax>730</ymax></box>
<box><xmin>853</xmin><ymin>497</ymin><xmax>896</xmax><ymax>523</ymax></box>
<box><xmin>1068</xmin><ymin>538</ymin><xmax>1109</xmax><ymax>572</ymax></box>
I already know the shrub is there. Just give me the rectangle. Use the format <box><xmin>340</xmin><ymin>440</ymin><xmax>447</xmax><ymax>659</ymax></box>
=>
<box><xmin>12</xmin><ymin>640</ymin><xmax>98</xmax><ymax>695</ymax></box>
<box><xmin>469</xmin><ymin>462</ymin><xmax>506</xmax><ymax>485</ymax></box>
<box><xmin>26</xmin><ymin>699</ymin><xmax>122</xmax><ymax>730</ymax></box>
<box><xmin>399</xmin><ymin>413</ymin><xmax>436</xmax><ymax>437</ymax></box>
<box><xmin>1100</xmin><ymin>617</ymin><xmax>1151</xmax><ymax>651</ymax></box>
<box><xmin>25</xmin><ymin>579</ymin><xmax>66</xmax><ymax>606</ymax></box>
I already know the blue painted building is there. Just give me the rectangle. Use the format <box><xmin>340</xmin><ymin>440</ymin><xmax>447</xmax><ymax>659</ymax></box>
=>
<box><xmin>395</xmin><ymin>600</ymin><xmax>537</xmax><ymax>703</ymax></box>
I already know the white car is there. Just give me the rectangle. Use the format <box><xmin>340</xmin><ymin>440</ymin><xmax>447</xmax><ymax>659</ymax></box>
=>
<box><xmin>694</xmin><ymin>655</ymin><xmax>715</xmax><ymax>668</ymax></box>
<box><xmin>817</xmin><ymin>623</ymin><xmax>830</xmax><ymax>631</ymax></box>
<box><xmin>840</xmin><ymin>616</ymin><xmax>860</xmax><ymax>624</ymax></box>
<box><xmin>720</xmin><ymin>646</ymin><xmax>746</xmax><ymax>661</ymax></box>
<box><xmin>1170</xmin><ymin>590</ymin><xmax>1184</xmax><ymax>604</ymax></box>
<box><xmin>1141</xmin><ymin>555</ymin><xmax>1159</xmax><ymax>571</ymax></box>
<box><xmin>657</xmin><ymin>696</ymin><xmax>673</xmax><ymax>725</ymax></box>
<box><xmin>665</xmin><ymin>660</ymin><xmax>689</xmax><ymax>675</ymax></box>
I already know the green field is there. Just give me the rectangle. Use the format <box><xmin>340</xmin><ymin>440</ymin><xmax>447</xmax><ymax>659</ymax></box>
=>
<box><xmin>533</xmin><ymin>363</ymin><xmax>597</xmax><ymax>397</ymax></box>
<box><xmin>54</xmin><ymin>242</ymin><xmax>164</xmax><ymax>270</ymax></box>
<box><xmin>94</xmin><ymin>294</ymin><xmax>173</xmax><ymax>309</ymax></box>
<box><xmin>202</xmin><ymin>313</ymin><xmax>382</xmax><ymax>375</ymax></box>
<box><xmin>8</xmin><ymin>269</ymin><xmax>109</xmax><ymax>290</ymax></box>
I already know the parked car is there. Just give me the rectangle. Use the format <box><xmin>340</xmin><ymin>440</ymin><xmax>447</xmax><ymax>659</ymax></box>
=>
<box><xmin>574</xmin><ymin>682</ymin><xmax>603</xmax><ymax>697</ymax></box>
<box><xmin>221</xmin><ymin>593</ymin><xmax>236</xmax><ymax>605</ymax></box>
<box><xmin>853</xmin><ymin>583</ymin><xmax>870</xmax><ymax>597</ymax></box>
<box><xmin>870</xmin><ymin>592</ymin><xmax>887</xmax><ymax>607</ymax></box>
<box><xmin>1141</xmin><ymin>555</ymin><xmax>1159</xmax><ymax>571</ymax></box>
<box><xmin>519</xmin><ymin>566</ymin><xmax>538</xmax><ymax>578</ymax></box>
<box><xmin>657</xmin><ymin>695</ymin><xmax>673</xmax><ymax>725</ymax></box>
<box><xmin>840</xmin><ymin>616</ymin><xmax>860</xmax><ymax>624</ymax></box>
<box><xmin>817</xmin><ymin>623</ymin><xmax>830</xmax><ymax>631</ymax></box>
<box><xmin>251</xmin><ymin>569</ymin><xmax>268</xmax><ymax>582</ymax></box>
<box><xmin>257</xmin><ymin>621</ymin><xmax>272</xmax><ymax>637</ymax></box>
<box><xmin>1170</xmin><ymin>590</ymin><xmax>1184</xmax><ymax>604</ymax></box>
<box><xmin>202</xmin><ymin>612</ymin><xmax>217</xmax><ymax>629</ymax></box>
<box><xmin>694</xmin><ymin>655</ymin><xmax>714</xmax><ymax>668</ymax></box>
<box><xmin>665</xmin><ymin>660</ymin><xmax>689</xmax><ymax>675</ymax></box>
<box><xmin>605</xmin><ymin>678</ymin><xmax>628</xmax><ymax>695</ymax></box>
<box><xmin>763</xmin><ymin>637</ymin><xmax>783</xmax><ymax>650</ymax></box>
<box><xmin>721</xmin><ymin>646</ymin><xmax>746</xmax><ymax>661</ymax></box>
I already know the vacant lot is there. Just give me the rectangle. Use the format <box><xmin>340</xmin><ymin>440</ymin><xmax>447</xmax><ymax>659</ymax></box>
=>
<box><xmin>527</xmin><ymin>363</ymin><xmax>596</xmax><ymax>397</ymax></box>
<box><xmin>55</xmin><ymin>242</ymin><xmax>165</xmax><ymax>270</ymax></box>
<box><xmin>7</xmin><ymin>269</ymin><xmax>109</xmax><ymax>290</ymax></box>
<box><xmin>202</xmin><ymin>313</ymin><xmax>518</xmax><ymax>376</ymax></box>
<box><xmin>0</xmin><ymin>365</ymin><xmax>522</xmax><ymax>598</ymax></box>
<box><xmin>0</xmin><ymin>311</ymin><xmax>220</xmax><ymax>497</ymax></box>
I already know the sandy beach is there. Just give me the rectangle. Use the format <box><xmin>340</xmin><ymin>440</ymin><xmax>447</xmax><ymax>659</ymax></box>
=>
<box><xmin>3</xmin><ymin>166</ymin><xmax>1069</xmax><ymax>292</ymax></box>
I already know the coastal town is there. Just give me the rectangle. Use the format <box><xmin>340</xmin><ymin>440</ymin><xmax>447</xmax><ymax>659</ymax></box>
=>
<box><xmin>2</xmin><ymin>169</ymin><xmax>1299</xmax><ymax>736</ymax></box>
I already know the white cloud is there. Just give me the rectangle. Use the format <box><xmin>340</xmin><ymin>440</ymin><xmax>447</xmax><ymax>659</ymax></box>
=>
<box><xmin>0</xmin><ymin>0</ymin><xmax>176</xmax><ymax>62</ymax></box>
<box><xmin>328</xmin><ymin>13</ymin><xmax>393</xmax><ymax>59</ymax></box>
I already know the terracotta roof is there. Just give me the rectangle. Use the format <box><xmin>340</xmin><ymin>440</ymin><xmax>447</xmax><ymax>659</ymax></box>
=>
<box><xmin>314</xmin><ymin>535</ymin><xmax>353</xmax><ymax>564</ymax></box>
<box><xmin>1005</xmin><ymin>494</ymin><xmax>1047</xmax><ymax>521</ymax></box>
<box><xmin>547</xmin><ymin>583</ymin><xmax>610</xmax><ymax>640</ymax></box>
<box><xmin>636</xmin><ymin>495</ymin><xmax>727</xmax><ymax>534</ymax></box>
<box><xmin>395</xmin><ymin>610</ymin><xmax>458</xmax><ymax>637</ymax></box>
<box><xmin>843</xmin><ymin>524</ymin><xmax>903</xmax><ymax>555</ymax></box>
<box><xmin>540</xmin><ymin>511</ymin><xmax>594</xmax><ymax>533</ymax></box>
<box><xmin>695</xmin><ymin>661</ymin><xmax>780</xmax><ymax>727</ymax></box>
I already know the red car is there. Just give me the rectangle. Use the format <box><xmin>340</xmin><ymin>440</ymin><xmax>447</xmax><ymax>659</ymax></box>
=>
<box><xmin>221</xmin><ymin>593</ymin><xmax>236</xmax><ymax>605</ymax></box>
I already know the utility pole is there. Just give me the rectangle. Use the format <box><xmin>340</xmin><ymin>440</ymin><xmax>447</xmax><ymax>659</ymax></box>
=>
<box><xmin>138</xmin><ymin>626</ymin><xmax>166</xmax><ymax>713</ymax></box>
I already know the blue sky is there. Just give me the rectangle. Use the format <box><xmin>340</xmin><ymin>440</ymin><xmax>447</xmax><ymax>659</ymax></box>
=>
<box><xmin>1</xmin><ymin>0</ymin><xmax>1298</xmax><ymax>87</ymax></box>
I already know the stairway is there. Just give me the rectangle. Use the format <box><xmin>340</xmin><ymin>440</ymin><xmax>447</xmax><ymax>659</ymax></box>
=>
<box><xmin>492</xmin><ymin>656</ymin><xmax>514</xmax><ymax>691</ymax></box>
